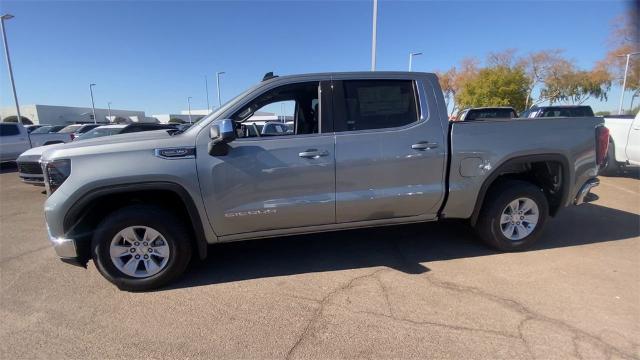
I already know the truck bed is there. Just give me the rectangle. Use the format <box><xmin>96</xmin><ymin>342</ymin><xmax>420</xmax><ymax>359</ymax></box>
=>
<box><xmin>442</xmin><ymin>116</ymin><xmax>603</xmax><ymax>220</ymax></box>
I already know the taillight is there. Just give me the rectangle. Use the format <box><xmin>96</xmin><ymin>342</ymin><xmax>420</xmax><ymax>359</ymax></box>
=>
<box><xmin>596</xmin><ymin>126</ymin><xmax>609</xmax><ymax>167</ymax></box>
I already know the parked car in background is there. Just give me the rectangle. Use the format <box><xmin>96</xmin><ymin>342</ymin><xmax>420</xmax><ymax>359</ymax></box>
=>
<box><xmin>38</xmin><ymin>71</ymin><xmax>607</xmax><ymax>291</ymax></box>
<box><xmin>75</xmin><ymin>125</ymin><xmax>127</xmax><ymax>141</ymax></box>
<box><xmin>30</xmin><ymin>125</ymin><xmax>66</xmax><ymax>134</ymax></box>
<box><xmin>120</xmin><ymin>123</ymin><xmax>178</xmax><ymax>134</ymax></box>
<box><xmin>25</xmin><ymin>124</ymin><xmax>47</xmax><ymax>133</ymax></box>
<box><xmin>600</xmin><ymin>112</ymin><xmax>640</xmax><ymax>175</ymax></box>
<box><xmin>17</xmin><ymin>123</ymin><xmax>180</xmax><ymax>185</ymax></box>
<box><xmin>260</xmin><ymin>121</ymin><xmax>290</xmax><ymax>135</ymax></box>
<box><xmin>59</xmin><ymin>124</ymin><xmax>102</xmax><ymax>140</ymax></box>
<box><xmin>75</xmin><ymin>123</ymin><xmax>177</xmax><ymax>141</ymax></box>
<box><xmin>455</xmin><ymin>107</ymin><xmax>518</xmax><ymax>121</ymax></box>
<box><xmin>0</xmin><ymin>123</ymin><xmax>72</xmax><ymax>162</ymax></box>
<box><xmin>521</xmin><ymin>105</ymin><xmax>595</xmax><ymax>118</ymax></box>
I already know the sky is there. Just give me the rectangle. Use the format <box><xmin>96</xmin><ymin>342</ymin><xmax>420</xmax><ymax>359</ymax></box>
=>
<box><xmin>0</xmin><ymin>0</ymin><xmax>633</xmax><ymax>115</ymax></box>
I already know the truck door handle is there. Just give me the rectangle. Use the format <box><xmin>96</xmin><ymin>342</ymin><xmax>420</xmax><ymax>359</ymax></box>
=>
<box><xmin>412</xmin><ymin>142</ymin><xmax>438</xmax><ymax>150</ymax></box>
<box><xmin>298</xmin><ymin>149</ymin><xmax>329</xmax><ymax>159</ymax></box>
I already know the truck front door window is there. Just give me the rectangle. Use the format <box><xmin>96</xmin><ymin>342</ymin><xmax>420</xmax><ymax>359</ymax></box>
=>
<box><xmin>0</xmin><ymin>124</ymin><xmax>20</xmax><ymax>136</ymax></box>
<box><xmin>232</xmin><ymin>82</ymin><xmax>320</xmax><ymax>138</ymax></box>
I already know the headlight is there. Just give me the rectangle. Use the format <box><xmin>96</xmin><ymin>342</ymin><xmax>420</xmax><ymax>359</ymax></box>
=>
<box><xmin>43</xmin><ymin>159</ymin><xmax>71</xmax><ymax>194</ymax></box>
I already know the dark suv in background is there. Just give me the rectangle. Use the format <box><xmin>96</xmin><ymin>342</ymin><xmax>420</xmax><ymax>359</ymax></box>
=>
<box><xmin>455</xmin><ymin>107</ymin><xmax>518</xmax><ymax>121</ymax></box>
<box><xmin>522</xmin><ymin>105</ymin><xmax>594</xmax><ymax>118</ymax></box>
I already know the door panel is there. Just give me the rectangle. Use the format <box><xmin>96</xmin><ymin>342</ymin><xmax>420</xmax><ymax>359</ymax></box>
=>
<box><xmin>333</xmin><ymin>80</ymin><xmax>446</xmax><ymax>223</ymax></box>
<box><xmin>199</xmin><ymin>135</ymin><xmax>335</xmax><ymax>235</ymax></box>
<box><xmin>196</xmin><ymin>79</ymin><xmax>336</xmax><ymax>236</ymax></box>
<box><xmin>0</xmin><ymin>125</ymin><xmax>29</xmax><ymax>161</ymax></box>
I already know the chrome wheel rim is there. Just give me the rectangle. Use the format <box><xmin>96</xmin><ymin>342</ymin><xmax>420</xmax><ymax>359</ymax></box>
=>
<box><xmin>500</xmin><ymin>198</ymin><xmax>539</xmax><ymax>241</ymax></box>
<box><xmin>109</xmin><ymin>226</ymin><xmax>170</xmax><ymax>278</ymax></box>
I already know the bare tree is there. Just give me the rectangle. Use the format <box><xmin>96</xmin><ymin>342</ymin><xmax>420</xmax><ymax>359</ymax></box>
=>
<box><xmin>518</xmin><ymin>49</ymin><xmax>566</xmax><ymax>108</ymax></box>
<box><xmin>487</xmin><ymin>49</ymin><xmax>518</xmax><ymax>68</ymax></box>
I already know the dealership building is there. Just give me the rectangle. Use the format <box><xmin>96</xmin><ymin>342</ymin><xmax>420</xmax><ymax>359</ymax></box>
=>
<box><xmin>0</xmin><ymin>104</ymin><xmax>153</xmax><ymax>125</ymax></box>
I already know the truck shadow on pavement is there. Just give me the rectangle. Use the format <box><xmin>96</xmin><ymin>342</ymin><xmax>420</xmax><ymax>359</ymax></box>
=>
<box><xmin>166</xmin><ymin>201</ymin><xmax>640</xmax><ymax>291</ymax></box>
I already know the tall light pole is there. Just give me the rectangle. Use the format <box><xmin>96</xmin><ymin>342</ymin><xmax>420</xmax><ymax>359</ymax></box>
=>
<box><xmin>617</xmin><ymin>52</ymin><xmax>640</xmax><ymax>115</ymax></box>
<box><xmin>370</xmin><ymin>0</ymin><xmax>378</xmax><ymax>71</ymax></box>
<box><xmin>408</xmin><ymin>52</ymin><xmax>422</xmax><ymax>71</ymax></box>
<box><xmin>216</xmin><ymin>71</ymin><xmax>225</xmax><ymax>108</ymax></box>
<box><xmin>204</xmin><ymin>75</ymin><xmax>210</xmax><ymax>112</ymax></box>
<box><xmin>89</xmin><ymin>83</ymin><xmax>97</xmax><ymax>124</ymax></box>
<box><xmin>107</xmin><ymin>102</ymin><xmax>112</xmax><ymax>122</ymax></box>
<box><xmin>1</xmin><ymin>14</ymin><xmax>24</xmax><ymax>125</ymax></box>
<box><xmin>187</xmin><ymin>96</ymin><xmax>193</xmax><ymax>124</ymax></box>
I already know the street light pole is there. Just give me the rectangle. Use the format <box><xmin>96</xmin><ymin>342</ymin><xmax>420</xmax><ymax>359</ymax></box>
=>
<box><xmin>89</xmin><ymin>83</ymin><xmax>97</xmax><ymax>124</ymax></box>
<box><xmin>370</xmin><ymin>0</ymin><xmax>378</xmax><ymax>71</ymax></box>
<box><xmin>216</xmin><ymin>71</ymin><xmax>225</xmax><ymax>108</ymax></box>
<box><xmin>408</xmin><ymin>52</ymin><xmax>422</xmax><ymax>71</ymax></box>
<box><xmin>107</xmin><ymin>102</ymin><xmax>112</xmax><ymax>122</ymax></box>
<box><xmin>187</xmin><ymin>97</ymin><xmax>193</xmax><ymax>124</ymax></box>
<box><xmin>204</xmin><ymin>75</ymin><xmax>211</xmax><ymax>112</ymax></box>
<box><xmin>617</xmin><ymin>52</ymin><xmax>640</xmax><ymax>115</ymax></box>
<box><xmin>1</xmin><ymin>14</ymin><xmax>24</xmax><ymax>125</ymax></box>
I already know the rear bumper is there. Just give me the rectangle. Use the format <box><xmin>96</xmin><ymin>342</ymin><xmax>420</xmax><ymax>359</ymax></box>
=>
<box><xmin>574</xmin><ymin>178</ymin><xmax>599</xmax><ymax>205</ymax></box>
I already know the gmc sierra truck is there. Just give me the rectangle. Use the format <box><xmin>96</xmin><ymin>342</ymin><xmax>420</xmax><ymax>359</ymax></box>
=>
<box><xmin>40</xmin><ymin>72</ymin><xmax>608</xmax><ymax>291</ymax></box>
<box><xmin>0</xmin><ymin>122</ymin><xmax>72</xmax><ymax>162</ymax></box>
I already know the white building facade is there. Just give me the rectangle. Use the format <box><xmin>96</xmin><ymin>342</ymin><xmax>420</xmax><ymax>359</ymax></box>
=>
<box><xmin>0</xmin><ymin>105</ymin><xmax>153</xmax><ymax>125</ymax></box>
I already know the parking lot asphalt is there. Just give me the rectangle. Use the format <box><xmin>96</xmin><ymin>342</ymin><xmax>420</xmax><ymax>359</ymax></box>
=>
<box><xmin>0</xmin><ymin>163</ymin><xmax>638</xmax><ymax>359</ymax></box>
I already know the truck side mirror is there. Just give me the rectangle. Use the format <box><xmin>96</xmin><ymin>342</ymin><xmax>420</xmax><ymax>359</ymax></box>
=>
<box><xmin>208</xmin><ymin>119</ymin><xmax>236</xmax><ymax>156</ymax></box>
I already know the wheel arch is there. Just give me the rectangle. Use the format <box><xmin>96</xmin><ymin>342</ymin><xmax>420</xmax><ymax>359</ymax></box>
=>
<box><xmin>469</xmin><ymin>154</ymin><xmax>571</xmax><ymax>226</ymax></box>
<box><xmin>63</xmin><ymin>182</ymin><xmax>208</xmax><ymax>264</ymax></box>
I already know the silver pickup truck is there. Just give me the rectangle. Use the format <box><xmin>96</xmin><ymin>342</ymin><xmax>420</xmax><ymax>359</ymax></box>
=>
<box><xmin>40</xmin><ymin>72</ymin><xmax>608</xmax><ymax>291</ymax></box>
<box><xmin>0</xmin><ymin>122</ymin><xmax>72</xmax><ymax>162</ymax></box>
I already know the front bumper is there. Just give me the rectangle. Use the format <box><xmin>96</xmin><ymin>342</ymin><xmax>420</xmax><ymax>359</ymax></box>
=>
<box><xmin>47</xmin><ymin>224</ymin><xmax>77</xmax><ymax>258</ymax></box>
<box><xmin>17</xmin><ymin>160</ymin><xmax>45</xmax><ymax>186</ymax></box>
<box><xmin>574</xmin><ymin>178</ymin><xmax>600</xmax><ymax>205</ymax></box>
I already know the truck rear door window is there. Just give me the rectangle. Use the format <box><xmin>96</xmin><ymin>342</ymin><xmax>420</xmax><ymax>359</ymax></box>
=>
<box><xmin>0</xmin><ymin>124</ymin><xmax>20</xmax><ymax>136</ymax></box>
<box><xmin>335</xmin><ymin>80</ymin><xmax>419</xmax><ymax>132</ymax></box>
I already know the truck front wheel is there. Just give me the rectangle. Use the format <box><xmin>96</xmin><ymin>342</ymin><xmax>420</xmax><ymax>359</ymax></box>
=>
<box><xmin>475</xmin><ymin>180</ymin><xmax>549</xmax><ymax>251</ymax></box>
<box><xmin>91</xmin><ymin>205</ymin><xmax>192</xmax><ymax>291</ymax></box>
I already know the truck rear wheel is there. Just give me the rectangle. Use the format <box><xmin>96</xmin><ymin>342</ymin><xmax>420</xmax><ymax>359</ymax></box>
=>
<box><xmin>91</xmin><ymin>205</ymin><xmax>192</xmax><ymax>291</ymax></box>
<box><xmin>475</xmin><ymin>180</ymin><xmax>549</xmax><ymax>251</ymax></box>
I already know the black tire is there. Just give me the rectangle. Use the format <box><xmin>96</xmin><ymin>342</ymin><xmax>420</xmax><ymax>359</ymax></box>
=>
<box><xmin>475</xmin><ymin>180</ymin><xmax>549</xmax><ymax>251</ymax></box>
<box><xmin>600</xmin><ymin>140</ymin><xmax>620</xmax><ymax>176</ymax></box>
<box><xmin>91</xmin><ymin>205</ymin><xmax>192</xmax><ymax>291</ymax></box>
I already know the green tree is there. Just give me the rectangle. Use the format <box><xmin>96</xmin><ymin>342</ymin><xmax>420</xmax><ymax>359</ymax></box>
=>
<box><xmin>456</xmin><ymin>66</ymin><xmax>529</xmax><ymax>111</ymax></box>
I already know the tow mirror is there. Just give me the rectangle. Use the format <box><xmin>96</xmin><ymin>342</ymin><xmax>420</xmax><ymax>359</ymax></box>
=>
<box><xmin>209</xmin><ymin>119</ymin><xmax>236</xmax><ymax>156</ymax></box>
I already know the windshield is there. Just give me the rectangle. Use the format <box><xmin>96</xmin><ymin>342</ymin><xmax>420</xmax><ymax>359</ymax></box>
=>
<box><xmin>181</xmin><ymin>83</ymin><xmax>260</xmax><ymax>135</ymax></box>
<box><xmin>58</xmin><ymin>125</ymin><xmax>82</xmax><ymax>133</ymax></box>
<box><xmin>30</xmin><ymin>126</ymin><xmax>53</xmax><ymax>134</ymax></box>
<box><xmin>76</xmin><ymin>127</ymin><xmax>124</xmax><ymax>140</ymax></box>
